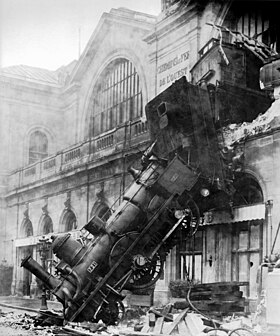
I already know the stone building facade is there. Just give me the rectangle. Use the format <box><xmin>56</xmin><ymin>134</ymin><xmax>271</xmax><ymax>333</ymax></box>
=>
<box><xmin>1</xmin><ymin>0</ymin><xmax>280</xmax><ymax>308</ymax></box>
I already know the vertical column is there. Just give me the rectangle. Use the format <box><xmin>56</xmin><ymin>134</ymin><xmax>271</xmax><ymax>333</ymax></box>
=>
<box><xmin>30</xmin><ymin>245</ymin><xmax>38</xmax><ymax>298</ymax></box>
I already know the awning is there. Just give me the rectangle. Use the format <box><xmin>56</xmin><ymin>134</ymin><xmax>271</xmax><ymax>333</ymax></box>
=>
<box><xmin>203</xmin><ymin>203</ymin><xmax>265</xmax><ymax>225</ymax></box>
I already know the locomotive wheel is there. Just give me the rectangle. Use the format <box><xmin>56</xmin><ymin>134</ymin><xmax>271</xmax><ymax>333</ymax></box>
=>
<box><xmin>109</xmin><ymin>232</ymin><xmax>164</xmax><ymax>289</ymax></box>
<box><xmin>128</xmin><ymin>251</ymin><xmax>164</xmax><ymax>289</ymax></box>
<box><xmin>96</xmin><ymin>300</ymin><xmax>125</xmax><ymax>325</ymax></box>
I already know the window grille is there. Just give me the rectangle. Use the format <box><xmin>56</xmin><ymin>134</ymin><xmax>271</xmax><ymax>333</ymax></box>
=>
<box><xmin>180</xmin><ymin>230</ymin><xmax>203</xmax><ymax>281</ymax></box>
<box><xmin>29</xmin><ymin>131</ymin><xmax>48</xmax><ymax>164</ymax></box>
<box><xmin>91</xmin><ymin>58</ymin><xmax>142</xmax><ymax>136</ymax></box>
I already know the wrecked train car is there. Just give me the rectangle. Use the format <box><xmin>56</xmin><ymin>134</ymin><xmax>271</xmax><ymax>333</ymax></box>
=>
<box><xmin>21</xmin><ymin>76</ymin><xmax>270</xmax><ymax>324</ymax></box>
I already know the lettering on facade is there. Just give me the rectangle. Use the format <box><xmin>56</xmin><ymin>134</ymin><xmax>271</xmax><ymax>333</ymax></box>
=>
<box><xmin>158</xmin><ymin>51</ymin><xmax>190</xmax><ymax>88</ymax></box>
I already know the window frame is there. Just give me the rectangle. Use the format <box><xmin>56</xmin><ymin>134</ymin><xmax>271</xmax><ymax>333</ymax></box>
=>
<box><xmin>28</xmin><ymin>130</ymin><xmax>48</xmax><ymax>164</ymax></box>
<box><xmin>231</xmin><ymin>220</ymin><xmax>263</xmax><ymax>298</ymax></box>
<box><xmin>91</xmin><ymin>58</ymin><xmax>143</xmax><ymax>137</ymax></box>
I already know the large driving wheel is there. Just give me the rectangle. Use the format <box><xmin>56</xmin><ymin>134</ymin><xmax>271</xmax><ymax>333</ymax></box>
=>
<box><xmin>96</xmin><ymin>300</ymin><xmax>125</xmax><ymax>325</ymax></box>
<box><xmin>109</xmin><ymin>233</ymin><xmax>164</xmax><ymax>290</ymax></box>
<box><xmin>127</xmin><ymin>251</ymin><xmax>164</xmax><ymax>289</ymax></box>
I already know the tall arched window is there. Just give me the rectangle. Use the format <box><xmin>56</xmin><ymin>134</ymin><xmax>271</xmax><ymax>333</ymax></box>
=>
<box><xmin>40</xmin><ymin>215</ymin><xmax>53</xmax><ymax>235</ymax></box>
<box><xmin>61</xmin><ymin>210</ymin><xmax>77</xmax><ymax>232</ymax></box>
<box><xmin>29</xmin><ymin>131</ymin><xmax>48</xmax><ymax>164</ymax></box>
<box><xmin>21</xmin><ymin>219</ymin><xmax>33</xmax><ymax>238</ymax></box>
<box><xmin>90</xmin><ymin>58</ymin><xmax>143</xmax><ymax>137</ymax></box>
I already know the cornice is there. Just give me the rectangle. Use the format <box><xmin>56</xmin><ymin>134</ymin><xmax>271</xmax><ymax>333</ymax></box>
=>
<box><xmin>144</xmin><ymin>3</ymin><xmax>198</xmax><ymax>44</ymax></box>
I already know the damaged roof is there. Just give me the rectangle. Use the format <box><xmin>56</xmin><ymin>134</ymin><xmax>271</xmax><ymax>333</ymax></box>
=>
<box><xmin>222</xmin><ymin>98</ymin><xmax>280</xmax><ymax>147</ymax></box>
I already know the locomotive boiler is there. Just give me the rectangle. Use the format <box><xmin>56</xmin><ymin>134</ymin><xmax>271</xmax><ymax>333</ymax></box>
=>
<box><xmin>21</xmin><ymin>77</ymin><xmax>244</xmax><ymax>324</ymax></box>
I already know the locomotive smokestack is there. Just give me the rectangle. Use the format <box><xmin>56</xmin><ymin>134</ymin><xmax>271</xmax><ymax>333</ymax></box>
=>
<box><xmin>21</xmin><ymin>255</ymin><xmax>60</xmax><ymax>290</ymax></box>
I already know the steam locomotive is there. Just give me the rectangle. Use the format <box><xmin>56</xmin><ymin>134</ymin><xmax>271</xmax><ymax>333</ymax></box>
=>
<box><xmin>22</xmin><ymin>146</ymin><xmax>201</xmax><ymax>324</ymax></box>
<box><xmin>21</xmin><ymin>77</ymin><xmax>258</xmax><ymax>324</ymax></box>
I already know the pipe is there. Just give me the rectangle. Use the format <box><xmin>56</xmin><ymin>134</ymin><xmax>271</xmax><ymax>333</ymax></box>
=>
<box><xmin>21</xmin><ymin>255</ymin><xmax>60</xmax><ymax>290</ymax></box>
<box><xmin>271</xmin><ymin>222</ymin><xmax>280</xmax><ymax>255</ymax></box>
<box><xmin>266</xmin><ymin>200</ymin><xmax>273</xmax><ymax>256</ymax></box>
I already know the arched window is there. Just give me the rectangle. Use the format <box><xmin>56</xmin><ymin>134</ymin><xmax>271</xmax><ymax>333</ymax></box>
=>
<box><xmin>21</xmin><ymin>219</ymin><xmax>33</xmax><ymax>238</ymax></box>
<box><xmin>29</xmin><ymin>131</ymin><xmax>48</xmax><ymax>164</ymax></box>
<box><xmin>61</xmin><ymin>210</ymin><xmax>77</xmax><ymax>232</ymax></box>
<box><xmin>90</xmin><ymin>58</ymin><xmax>143</xmax><ymax>137</ymax></box>
<box><xmin>40</xmin><ymin>215</ymin><xmax>53</xmax><ymax>235</ymax></box>
<box><xmin>233</xmin><ymin>174</ymin><xmax>263</xmax><ymax>206</ymax></box>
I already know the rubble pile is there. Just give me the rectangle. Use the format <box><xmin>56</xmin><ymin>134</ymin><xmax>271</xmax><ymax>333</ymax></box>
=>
<box><xmin>0</xmin><ymin>309</ymin><xmax>55</xmax><ymax>335</ymax></box>
<box><xmin>118</xmin><ymin>305</ymin><xmax>258</xmax><ymax>336</ymax></box>
<box><xmin>0</xmin><ymin>304</ymin><xmax>260</xmax><ymax>336</ymax></box>
<box><xmin>222</xmin><ymin>99</ymin><xmax>280</xmax><ymax>147</ymax></box>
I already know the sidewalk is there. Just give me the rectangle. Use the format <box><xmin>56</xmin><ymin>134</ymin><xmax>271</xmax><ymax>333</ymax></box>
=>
<box><xmin>0</xmin><ymin>295</ymin><xmax>63</xmax><ymax>313</ymax></box>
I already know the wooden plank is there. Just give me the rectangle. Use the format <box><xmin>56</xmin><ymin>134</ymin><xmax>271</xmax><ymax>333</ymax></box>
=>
<box><xmin>162</xmin><ymin>303</ymin><xmax>173</xmax><ymax>315</ymax></box>
<box><xmin>177</xmin><ymin>320</ymin><xmax>191</xmax><ymax>336</ymax></box>
<box><xmin>164</xmin><ymin>309</ymin><xmax>189</xmax><ymax>335</ymax></box>
<box><xmin>120</xmin><ymin>332</ymin><xmax>172</xmax><ymax>336</ymax></box>
<box><xmin>192</xmin><ymin>281</ymin><xmax>249</xmax><ymax>289</ymax></box>
<box><xmin>190</xmin><ymin>286</ymin><xmax>238</xmax><ymax>294</ymax></box>
<box><xmin>184</xmin><ymin>314</ymin><xmax>204</xmax><ymax>336</ymax></box>
<box><xmin>161</xmin><ymin>323</ymin><xmax>171</xmax><ymax>335</ymax></box>
<box><xmin>190</xmin><ymin>300</ymin><xmax>244</xmax><ymax>307</ymax></box>
<box><xmin>63</xmin><ymin>326</ymin><xmax>96</xmax><ymax>335</ymax></box>
<box><xmin>153</xmin><ymin>317</ymin><xmax>164</xmax><ymax>334</ymax></box>
<box><xmin>141</xmin><ymin>314</ymin><xmax>150</xmax><ymax>333</ymax></box>
<box><xmin>149</xmin><ymin>307</ymin><xmax>173</xmax><ymax>322</ymax></box>
<box><xmin>212</xmin><ymin>291</ymin><xmax>243</xmax><ymax>299</ymax></box>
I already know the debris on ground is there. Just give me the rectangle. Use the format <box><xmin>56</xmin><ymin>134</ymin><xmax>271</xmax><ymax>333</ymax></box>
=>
<box><xmin>0</xmin><ymin>310</ymin><xmax>57</xmax><ymax>335</ymax></box>
<box><xmin>0</xmin><ymin>301</ymin><xmax>267</xmax><ymax>336</ymax></box>
<box><xmin>118</xmin><ymin>305</ymin><xmax>257</xmax><ymax>336</ymax></box>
